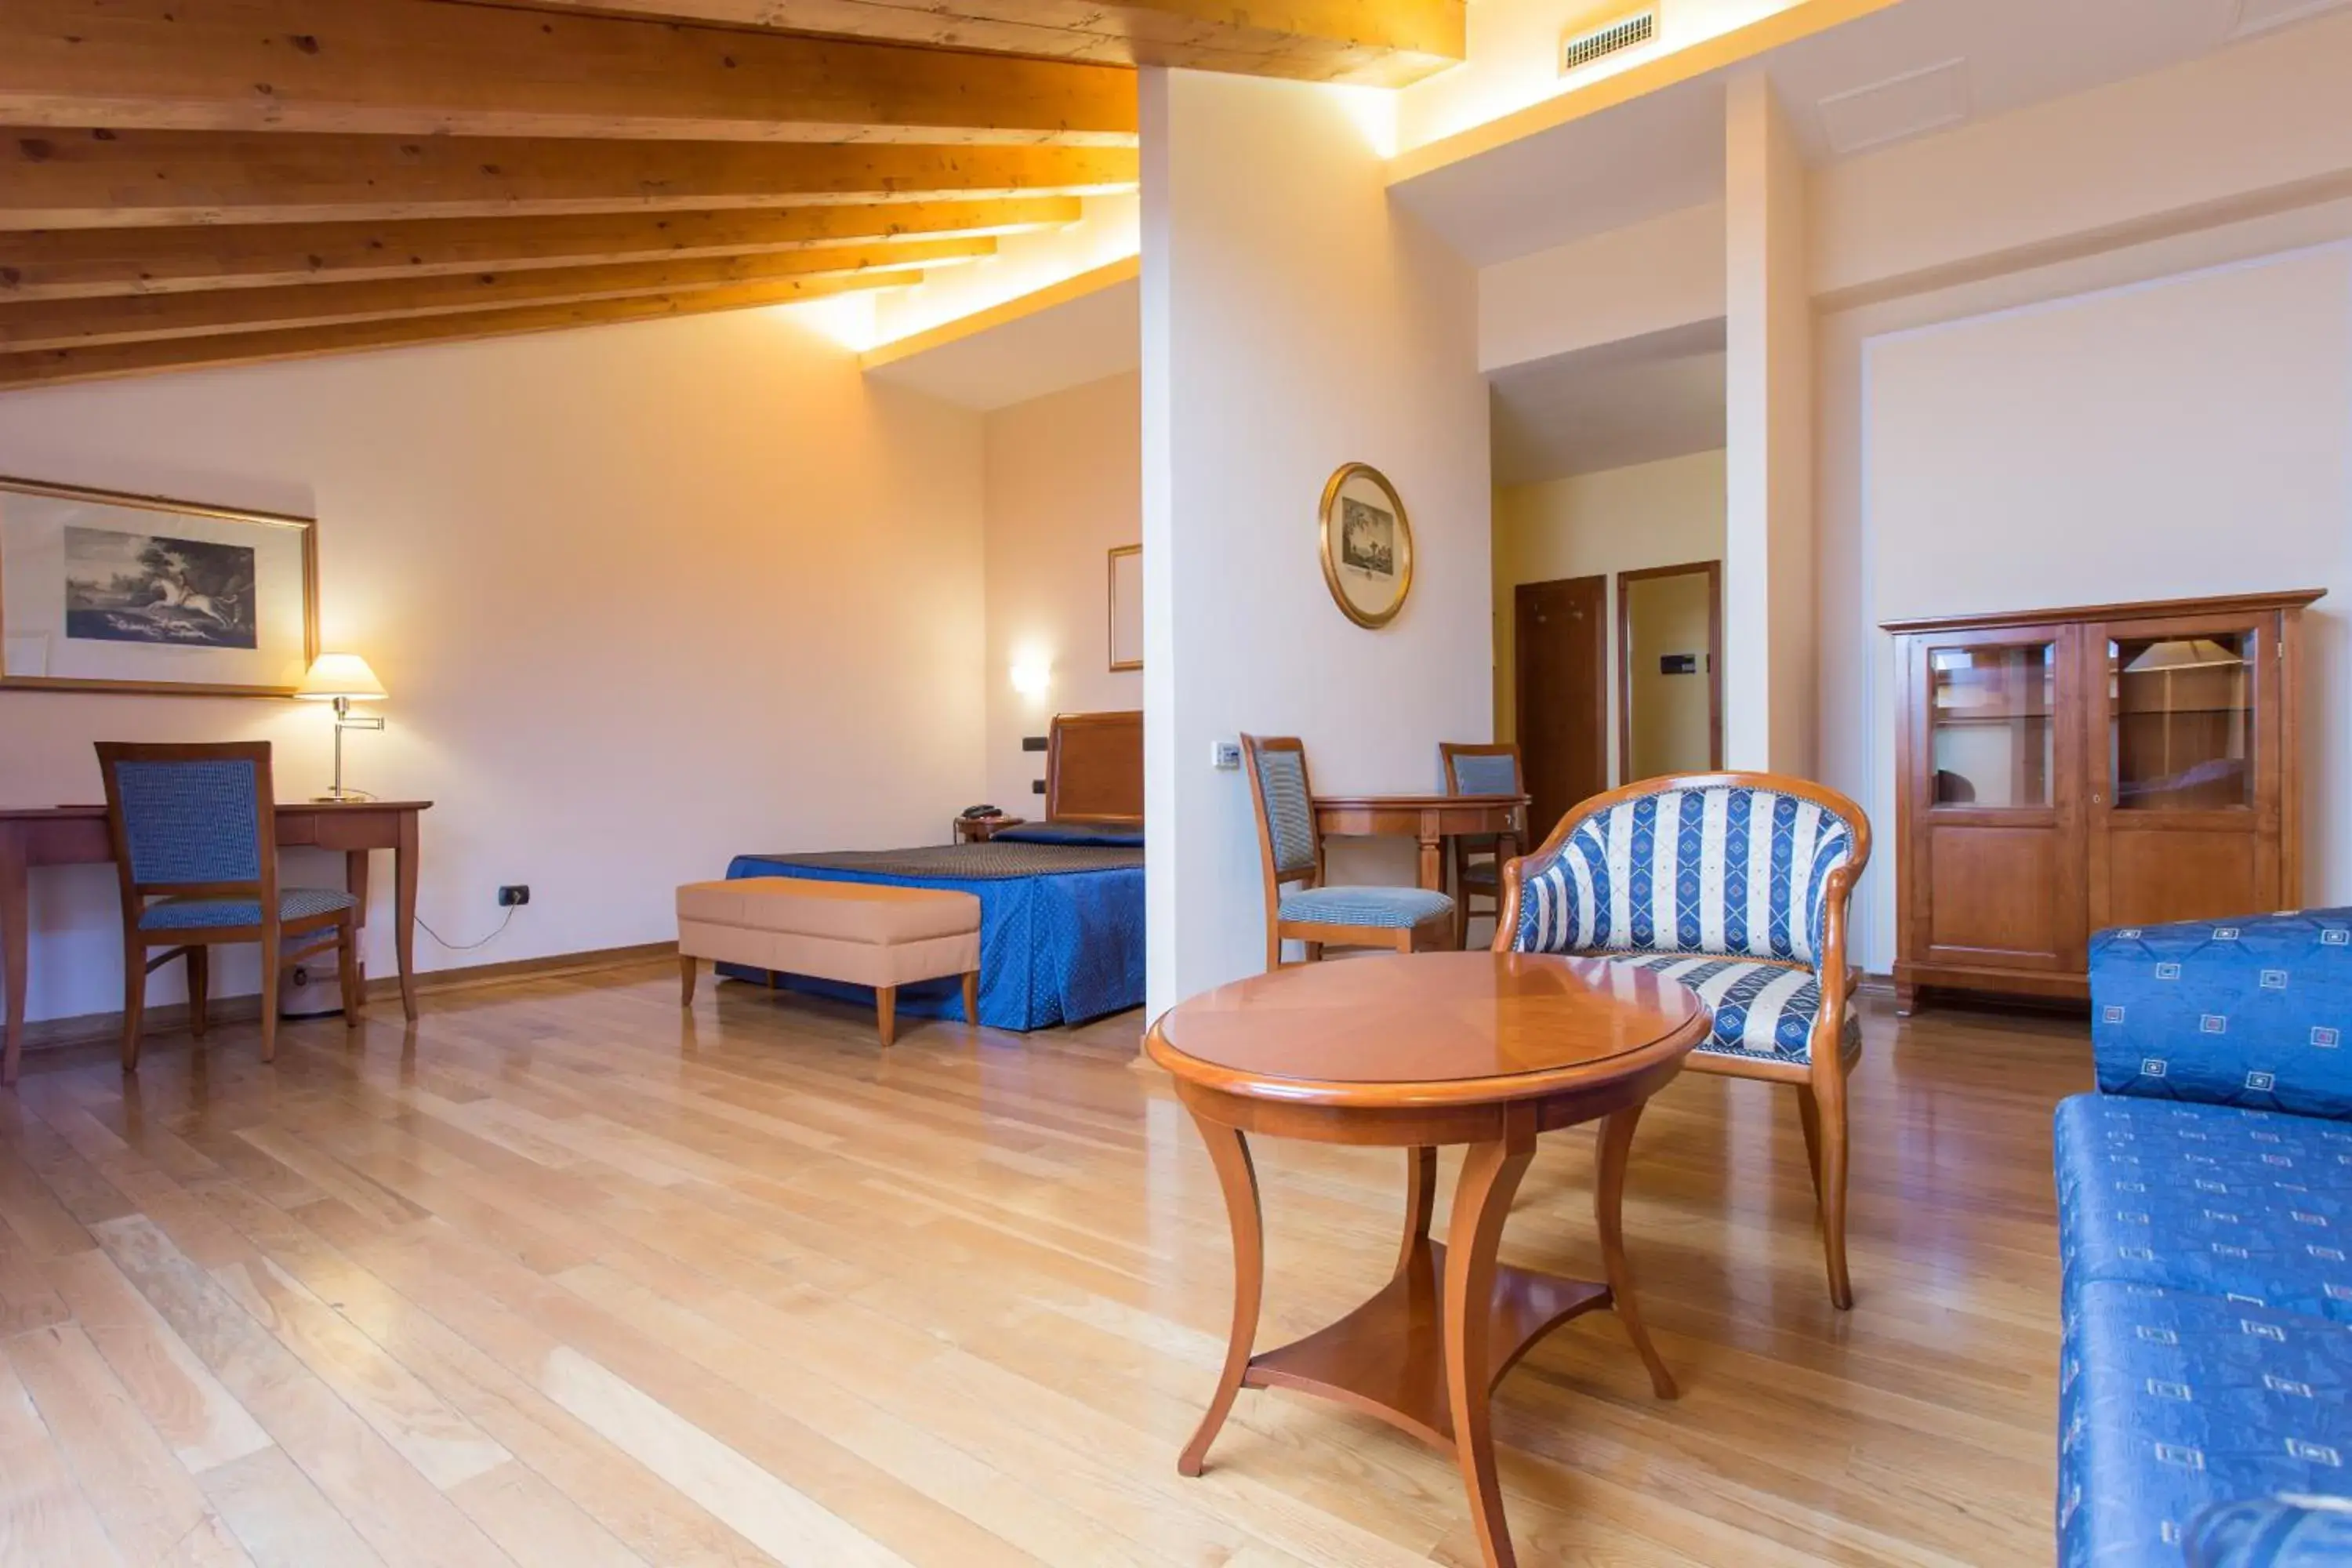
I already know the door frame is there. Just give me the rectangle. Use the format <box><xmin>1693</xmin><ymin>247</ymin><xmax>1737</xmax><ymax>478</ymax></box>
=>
<box><xmin>1615</xmin><ymin>560</ymin><xmax>1723</xmax><ymax>782</ymax></box>
<box><xmin>1513</xmin><ymin>574</ymin><xmax>1610</xmax><ymax>826</ymax></box>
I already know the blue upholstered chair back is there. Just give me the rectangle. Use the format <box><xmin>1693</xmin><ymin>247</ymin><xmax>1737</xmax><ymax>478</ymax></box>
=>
<box><xmin>1512</xmin><ymin>782</ymin><xmax>1860</xmax><ymax>968</ymax></box>
<box><xmin>1251</xmin><ymin>746</ymin><xmax>1318</xmax><ymax>879</ymax></box>
<box><xmin>108</xmin><ymin>757</ymin><xmax>264</xmax><ymax>887</ymax></box>
<box><xmin>1450</xmin><ymin>751</ymin><xmax>1521</xmax><ymax>795</ymax></box>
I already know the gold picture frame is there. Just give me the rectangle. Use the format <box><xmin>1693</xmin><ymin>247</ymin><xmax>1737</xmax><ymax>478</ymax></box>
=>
<box><xmin>1108</xmin><ymin>543</ymin><xmax>1142</xmax><ymax>672</ymax></box>
<box><xmin>1318</xmin><ymin>462</ymin><xmax>1414</xmax><ymax>629</ymax></box>
<box><xmin>0</xmin><ymin>474</ymin><xmax>320</xmax><ymax>698</ymax></box>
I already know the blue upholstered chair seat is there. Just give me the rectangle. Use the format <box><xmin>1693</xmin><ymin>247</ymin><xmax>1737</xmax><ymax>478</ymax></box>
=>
<box><xmin>1460</xmin><ymin>858</ymin><xmax>1501</xmax><ymax>889</ymax></box>
<box><xmin>2059</xmin><ymin>1280</ymin><xmax>2352</xmax><ymax>1568</ymax></box>
<box><xmin>2056</xmin><ymin>1095</ymin><xmax>2352</xmax><ymax>1326</ymax></box>
<box><xmin>1278</xmin><ymin>885</ymin><xmax>1454</xmax><ymax>929</ymax></box>
<box><xmin>1607</xmin><ymin>953</ymin><xmax>1860</xmax><ymax>1065</ymax></box>
<box><xmin>140</xmin><ymin>887</ymin><xmax>358</xmax><ymax>931</ymax></box>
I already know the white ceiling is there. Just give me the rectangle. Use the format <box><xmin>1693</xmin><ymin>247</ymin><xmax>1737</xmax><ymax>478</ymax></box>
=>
<box><xmin>1395</xmin><ymin>0</ymin><xmax>2349</xmax><ymax>264</ymax></box>
<box><xmin>1490</xmin><ymin>320</ymin><xmax>1727</xmax><ymax>484</ymax></box>
<box><xmin>861</xmin><ymin>275</ymin><xmax>1139</xmax><ymax>411</ymax></box>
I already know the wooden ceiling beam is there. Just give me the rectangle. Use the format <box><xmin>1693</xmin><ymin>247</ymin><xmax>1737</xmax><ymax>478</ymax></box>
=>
<box><xmin>0</xmin><ymin>0</ymin><xmax>1136</xmax><ymax>145</ymax></box>
<box><xmin>0</xmin><ymin>197</ymin><xmax>1080</xmax><ymax>301</ymax></box>
<box><xmin>0</xmin><ymin>271</ymin><xmax>916</xmax><ymax>388</ymax></box>
<box><xmin>0</xmin><ymin>129</ymin><xmax>1138</xmax><ymax>230</ymax></box>
<box><xmin>0</xmin><ymin>237</ymin><xmax>989</xmax><ymax>350</ymax></box>
<box><xmin>495</xmin><ymin>0</ymin><xmax>1466</xmax><ymax>87</ymax></box>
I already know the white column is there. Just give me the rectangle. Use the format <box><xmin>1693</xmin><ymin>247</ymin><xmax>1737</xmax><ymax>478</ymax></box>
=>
<box><xmin>1722</xmin><ymin>71</ymin><xmax>1816</xmax><ymax>774</ymax></box>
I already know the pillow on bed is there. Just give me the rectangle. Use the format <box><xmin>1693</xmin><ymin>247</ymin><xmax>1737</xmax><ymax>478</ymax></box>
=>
<box><xmin>993</xmin><ymin>821</ymin><xmax>1144</xmax><ymax>848</ymax></box>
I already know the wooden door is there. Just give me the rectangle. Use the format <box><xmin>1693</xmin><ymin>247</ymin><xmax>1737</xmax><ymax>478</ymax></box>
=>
<box><xmin>2082</xmin><ymin>607</ymin><xmax>2285</xmax><ymax>929</ymax></box>
<box><xmin>1515</xmin><ymin>575</ymin><xmax>1608</xmax><ymax>842</ymax></box>
<box><xmin>1896</xmin><ymin>622</ymin><xmax>2088</xmax><ymax>996</ymax></box>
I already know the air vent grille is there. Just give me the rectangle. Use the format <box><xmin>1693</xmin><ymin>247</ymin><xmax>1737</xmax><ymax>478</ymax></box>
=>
<box><xmin>1562</xmin><ymin>9</ymin><xmax>1656</xmax><ymax>74</ymax></box>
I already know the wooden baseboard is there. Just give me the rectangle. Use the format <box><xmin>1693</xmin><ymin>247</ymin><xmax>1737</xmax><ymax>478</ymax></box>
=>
<box><xmin>13</xmin><ymin>940</ymin><xmax>677</xmax><ymax>1056</ymax></box>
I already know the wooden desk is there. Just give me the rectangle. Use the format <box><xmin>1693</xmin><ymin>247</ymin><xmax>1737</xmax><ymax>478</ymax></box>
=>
<box><xmin>1146</xmin><ymin>951</ymin><xmax>1704</xmax><ymax>1568</ymax></box>
<box><xmin>0</xmin><ymin>800</ymin><xmax>430</xmax><ymax>1084</ymax></box>
<box><xmin>1312</xmin><ymin>792</ymin><xmax>1529</xmax><ymax>943</ymax></box>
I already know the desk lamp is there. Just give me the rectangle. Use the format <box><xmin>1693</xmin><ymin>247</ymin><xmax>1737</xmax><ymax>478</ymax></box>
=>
<box><xmin>295</xmin><ymin>653</ymin><xmax>387</xmax><ymax>802</ymax></box>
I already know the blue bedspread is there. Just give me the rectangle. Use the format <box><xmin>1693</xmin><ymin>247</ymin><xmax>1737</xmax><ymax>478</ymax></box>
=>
<box><xmin>721</xmin><ymin>842</ymin><xmax>1145</xmax><ymax>1031</ymax></box>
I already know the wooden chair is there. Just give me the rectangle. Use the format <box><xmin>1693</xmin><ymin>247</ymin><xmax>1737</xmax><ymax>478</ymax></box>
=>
<box><xmin>1439</xmin><ymin>741</ymin><xmax>1525</xmax><ymax>949</ymax></box>
<box><xmin>96</xmin><ymin>741</ymin><xmax>362</xmax><ymax>1070</ymax></box>
<box><xmin>1241</xmin><ymin>734</ymin><xmax>1454</xmax><ymax>970</ymax></box>
<box><xmin>1492</xmin><ymin>771</ymin><xmax>1872</xmax><ymax>1308</ymax></box>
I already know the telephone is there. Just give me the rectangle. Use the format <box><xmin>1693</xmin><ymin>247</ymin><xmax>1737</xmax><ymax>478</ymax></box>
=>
<box><xmin>960</xmin><ymin>804</ymin><xmax>1007</xmax><ymax>821</ymax></box>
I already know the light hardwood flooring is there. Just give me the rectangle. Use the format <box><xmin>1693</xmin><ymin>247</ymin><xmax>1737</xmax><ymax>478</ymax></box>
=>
<box><xmin>0</xmin><ymin>961</ymin><xmax>2085</xmax><ymax>1566</ymax></box>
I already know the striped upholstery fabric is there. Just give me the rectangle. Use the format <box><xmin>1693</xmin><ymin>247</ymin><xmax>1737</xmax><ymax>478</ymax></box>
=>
<box><xmin>1450</xmin><ymin>753</ymin><xmax>1521</xmax><ymax>795</ymax></box>
<box><xmin>114</xmin><ymin>758</ymin><xmax>263</xmax><ymax>884</ymax></box>
<box><xmin>140</xmin><ymin>887</ymin><xmax>357</xmax><ymax>932</ymax></box>
<box><xmin>1279</xmin><ymin>885</ymin><xmax>1454</xmax><ymax>930</ymax></box>
<box><xmin>1610</xmin><ymin>953</ymin><xmax>1859</xmax><ymax>1065</ymax></box>
<box><xmin>1254</xmin><ymin>749</ymin><xmax>1317</xmax><ymax>877</ymax></box>
<box><xmin>1512</xmin><ymin>786</ymin><xmax>1857</xmax><ymax>967</ymax></box>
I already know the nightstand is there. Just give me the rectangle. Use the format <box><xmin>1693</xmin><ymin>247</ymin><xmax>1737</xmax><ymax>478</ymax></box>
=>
<box><xmin>954</xmin><ymin>814</ymin><xmax>1024</xmax><ymax>844</ymax></box>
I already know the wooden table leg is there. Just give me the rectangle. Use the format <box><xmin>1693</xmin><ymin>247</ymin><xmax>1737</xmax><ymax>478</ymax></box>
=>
<box><xmin>1</xmin><ymin>837</ymin><xmax>26</xmax><ymax>1088</ymax></box>
<box><xmin>343</xmin><ymin>848</ymin><xmax>372</xmax><ymax>997</ymax></box>
<box><xmin>1398</xmin><ymin>1145</ymin><xmax>1437</xmax><ymax>1272</ymax></box>
<box><xmin>1595</xmin><ymin>1102</ymin><xmax>1677</xmax><ymax>1399</ymax></box>
<box><xmin>394</xmin><ymin>810</ymin><xmax>420</xmax><ymax>1022</ymax></box>
<box><xmin>1178</xmin><ymin>1112</ymin><xmax>1262</xmax><ymax>1478</ymax></box>
<box><xmin>1445</xmin><ymin>1126</ymin><xmax>1537</xmax><ymax>1568</ymax></box>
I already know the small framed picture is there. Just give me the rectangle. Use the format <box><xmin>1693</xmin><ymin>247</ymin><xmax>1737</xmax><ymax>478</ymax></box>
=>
<box><xmin>1108</xmin><ymin>543</ymin><xmax>1142</xmax><ymax>671</ymax></box>
<box><xmin>0</xmin><ymin>475</ymin><xmax>318</xmax><ymax>697</ymax></box>
<box><xmin>1318</xmin><ymin>463</ymin><xmax>1414</xmax><ymax>629</ymax></box>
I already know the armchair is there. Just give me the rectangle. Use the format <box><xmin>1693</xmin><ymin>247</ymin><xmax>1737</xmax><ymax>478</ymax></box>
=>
<box><xmin>1494</xmin><ymin>771</ymin><xmax>1871</xmax><ymax>1308</ymax></box>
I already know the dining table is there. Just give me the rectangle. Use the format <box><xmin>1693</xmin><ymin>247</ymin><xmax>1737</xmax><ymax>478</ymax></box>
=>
<box><xmin>1310</xmin><ymin>790</ymin><xmax>1529</xmax><ymax>943</ymax></box>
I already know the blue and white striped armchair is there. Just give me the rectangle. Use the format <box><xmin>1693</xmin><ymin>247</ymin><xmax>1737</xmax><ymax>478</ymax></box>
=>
<box><xmin>1496</xmin><ymin>772</ymin><xmax>1874</xmax><ymax>1308</ymax></box>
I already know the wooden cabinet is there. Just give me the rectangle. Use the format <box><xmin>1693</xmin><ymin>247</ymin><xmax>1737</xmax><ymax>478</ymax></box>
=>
<box><xmin>1885</xmin><ymin>590</ymin><xmax>2323</xmax><ymax>1014</ymax></box>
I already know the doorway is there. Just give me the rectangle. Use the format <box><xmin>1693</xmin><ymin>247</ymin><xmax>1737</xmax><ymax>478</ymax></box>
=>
<box><xmin>1514</xmin><ymin>575</ymin><xmax>1609</xmax><ymax>840</ymax></box>
<box><xmin>1617</xmin><ymin>561</ymin><xmax>1722</xmax><ymax>781</ymax></box>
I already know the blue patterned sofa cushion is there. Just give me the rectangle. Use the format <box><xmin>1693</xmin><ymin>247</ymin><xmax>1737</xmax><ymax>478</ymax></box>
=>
<box><xmin>140</xmin><ymin>887</ymin><xmax>357</xmax><ymax>931</ymax></box>
<box><xmin>1606</xmin><ymin>953</ymin><xmax>1859</xmax><ymax>1066</ymax></box>
<box><xmin>2187</xmin><ymin>1496</ymin><xmax>2352</xmax><ymax>1566</ymax></box>
<box><xmin>2091</xmin><ymin>910</ymin><xmax>2352</xmax><ymax>1122</ymax></box>
<box><xmin>2060</xmin><ymin>1282</ymin><xmax>2352</xmax><ymax>1568</ymax></box>
<box><xmin>1278</xmin><ymin>885</ymin><xmax>1454</xmax><ymax>929</ymax></box>
<box><xmin>2056</xmin><ymin>1096</ymin><xmax>2352</xmax><ymax>1325</ymax></box>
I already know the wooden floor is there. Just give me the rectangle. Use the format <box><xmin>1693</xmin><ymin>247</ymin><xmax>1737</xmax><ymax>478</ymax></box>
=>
<box><xmin>0</xmin><ymin>961</ymin><xmax>2085</xmax><ymax>1567</ymax></box>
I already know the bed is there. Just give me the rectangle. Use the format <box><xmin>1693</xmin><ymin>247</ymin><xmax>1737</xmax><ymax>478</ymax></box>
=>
<box><xmin>723</xmin><ymin>710</ymin><xmax>1144</xmax><ymax>1030</ymax></box>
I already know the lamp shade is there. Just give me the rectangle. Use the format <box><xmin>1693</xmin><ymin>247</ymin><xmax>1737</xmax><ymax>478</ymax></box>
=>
<box><xmin>295</xmin><ymin>652</ymin><xmax>387</xmax><ymax>702</ymax></box>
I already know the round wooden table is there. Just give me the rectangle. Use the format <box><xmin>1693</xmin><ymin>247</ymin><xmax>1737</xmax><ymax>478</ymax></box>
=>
<box><xmin>1145</xmin><ymin>949</ymin><xmax>1708</xmax><ymax>1568</ymax></box>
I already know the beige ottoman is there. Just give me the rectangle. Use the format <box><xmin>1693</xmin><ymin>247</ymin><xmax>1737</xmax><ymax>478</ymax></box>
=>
<box><xmin>676</xmin><ymin>877</ymin><xmax>982</xmax><ymax>1046</ymax></box>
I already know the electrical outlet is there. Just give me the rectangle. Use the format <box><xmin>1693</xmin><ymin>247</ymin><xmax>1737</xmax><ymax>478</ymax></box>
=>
<box><xmin>1211</xmin><ymin>740</ymin><xmax>1241</xmax><ymax>771</ymax></box>
<box><xmin>498</xmin><ymin>884</ymin><xmax>530</xmax><ymax>907</ymax></box>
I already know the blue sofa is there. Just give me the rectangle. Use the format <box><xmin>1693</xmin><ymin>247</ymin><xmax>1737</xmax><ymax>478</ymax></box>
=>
<box><xmin>2060</xmin><ymin>909</ymin><xmax>2352</xmax><ymax>1566</ymax></box>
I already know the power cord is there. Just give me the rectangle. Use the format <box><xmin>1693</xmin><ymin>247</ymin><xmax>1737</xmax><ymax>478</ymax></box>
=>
<box><xmin>413</xmin><ymin>905</ymin><xmax>516</xmax><ymax>952</ymax></box>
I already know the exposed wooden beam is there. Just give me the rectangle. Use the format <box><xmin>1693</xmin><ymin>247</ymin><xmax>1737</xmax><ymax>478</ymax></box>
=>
<box><xmin>0</xmin><ymin>129</ymin><xmax>1138</xmax><ymax>230</ymax></box>
<box><xmin>499</xmin><ymin>0</ymin><xmax>1465</xmax><ymax>87</ymax></box>
<box><xmin>0</xmin><ymin>0</ymin><xmax>1136</xmax><ymax>145</ymax></box>
<box><xmin>0</xmin><ymin>237</ymin><xmax>989</xmax><ymax>350</ymax></box>
<box><xmin>0</xmin><ymin>270</ymin><xmax>913</xmax><ymax>388</ymax></box>
<box><xmin>0</xmin><ymin>197</ymin><xmax>1080</xmax><ymax>300</ymax></box>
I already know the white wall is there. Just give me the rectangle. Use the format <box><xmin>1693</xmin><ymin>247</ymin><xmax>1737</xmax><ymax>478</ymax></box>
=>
<box><xmin>1821</xmin><ymin>238</ymin><xmax>2352</xmax><ymax>971</ymax></box>
<box><xmin>1479</xmin><ymin>201</ymin><xmax>1726</xmax><ymax>373</ymax></box>
<box><xmin>981</xmin><ymin>370</ymin><xmax>1143</xmax><ymax>809</ymax></box>
<box><xmin>1142</xmin><ymin>67</ymin><xmax>1492</xmax><ymax>1013</ymax></box>
<box><xmin>0</xmin><ymin>309</ymin><xmax>988</xmax><ymax>1025</ymax></box>
<box><xmin>1492</xmin><ymin>448</ymin><xmax>1726</xmax><ymax>778</ymax></box>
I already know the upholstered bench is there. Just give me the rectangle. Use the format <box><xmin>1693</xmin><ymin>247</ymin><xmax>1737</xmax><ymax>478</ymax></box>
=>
<box><xmin>676</xmin><ymin>877</ymin><xmax>981</xmax><ymax>1047</ymax></box>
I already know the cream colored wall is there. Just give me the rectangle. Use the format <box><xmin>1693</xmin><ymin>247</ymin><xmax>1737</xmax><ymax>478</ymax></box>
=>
<box><xmin>981</xmin><ymin>370</ymin><xmax>1142</xmax><ymax>811</ymax></box>
<box><xmin>1624</xmin><ymin>569</ymin><xmax>1714</xmax><ymax>777</ymax></box>
<box><xmin>1820</xmin><ymin>237</ymin><xmax>2352</xmax><ymax>973</ymax></box>
<box><xmin>1479</xmin><ymin>201</ymin><xmax>1726</xmax><ymax>373</ymax></box>
<box><xmin>0</xmin><ymin>308</ymin><xmax>988</xmax><ymax>1025</ymax></box>
<box><xmin>1493</xmin><ymin>448</ymin><xmax>1726</xmax><ymax>782</ymax></box>
<box><xmin>1142</xmin><ymin>69</ymin><xmax>1491</xmax><ymax>1011</ymax></box>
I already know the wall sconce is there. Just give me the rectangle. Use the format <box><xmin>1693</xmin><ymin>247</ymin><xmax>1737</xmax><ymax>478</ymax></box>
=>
<box><xmin>1010</xmin><ymin>654</ymin><xmax>1053</xmax><ymax>700</ymax></box>
<box><xmin>294</xmin><ymin>652</ymin><xmax>388</xmax><ymax>802</ymax></box>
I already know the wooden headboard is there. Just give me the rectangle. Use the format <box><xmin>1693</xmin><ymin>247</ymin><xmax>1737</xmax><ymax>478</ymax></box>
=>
<box><xmin>1044</xmin><ymin>710</ymin><xmax>1142</xmax><ymax>825</ymax></box>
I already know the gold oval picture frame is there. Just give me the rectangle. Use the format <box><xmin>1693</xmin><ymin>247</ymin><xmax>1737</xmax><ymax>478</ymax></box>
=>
<box><xmin>1318</xmin><ymin>462</ymin><xmax>1413</xmax><ymax>629</ymax></box>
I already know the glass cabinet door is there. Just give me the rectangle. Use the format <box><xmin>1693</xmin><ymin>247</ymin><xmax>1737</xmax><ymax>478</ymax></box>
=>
<box><xmin>1926</xmin><ymin>642</ymin><xmax>2057</xmax><ymax>808</ymax></box>
<box><xmin>2106</xmin><ymin>632</ymin><xmax>2253</xmax><ymax>811</ymax></box>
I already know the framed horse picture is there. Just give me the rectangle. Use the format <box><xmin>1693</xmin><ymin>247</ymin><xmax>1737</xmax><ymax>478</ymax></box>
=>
<box><xmin>0</xmin><ymin>475</ymin><xmax>318</xmax><ymax>697</ymax></box>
